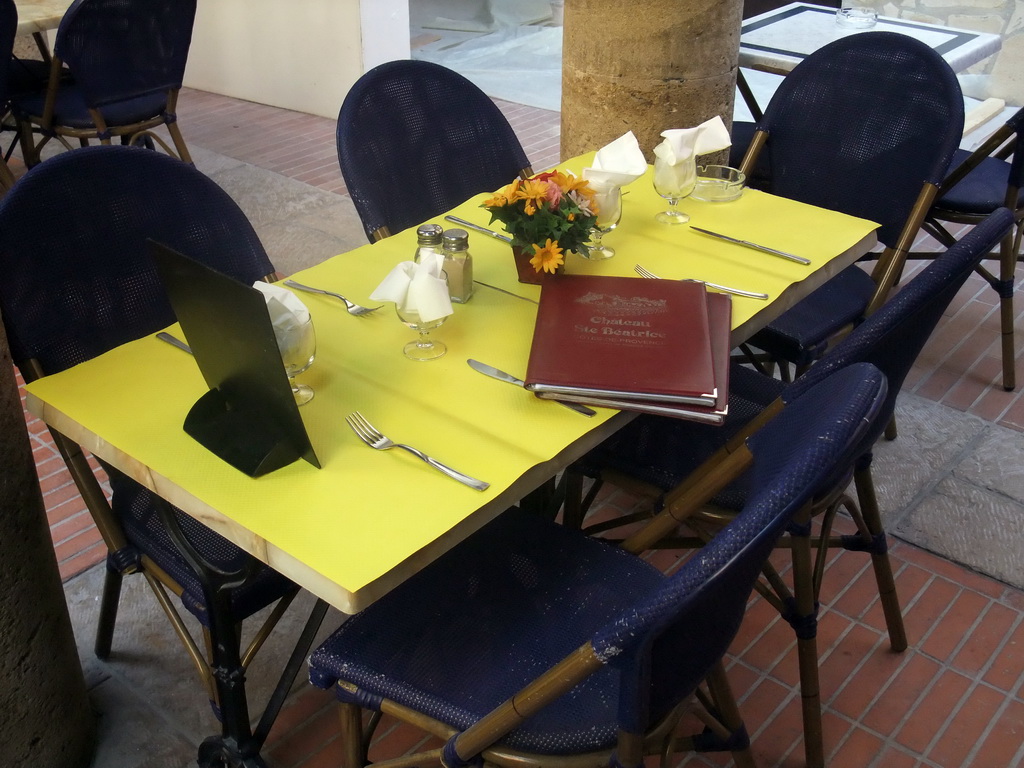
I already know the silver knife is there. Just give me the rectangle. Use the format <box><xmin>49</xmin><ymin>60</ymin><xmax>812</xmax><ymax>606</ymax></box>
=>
<box><xmin>690</xmin><ymin>226</ymin><xmax>812</xmax><ymax>266</ymax></box>
<box><xmin>156</xmin><ymin>331</ymin><xmax>193</xmax><ymax>355</ymax></box>
<box><xmin>444</xmin><ymin>215</ymin><xmax>513</xmax><ymax>243</ymax></box>
<box><xmin>467</xmin><ymin>359</ymin><xmax>596</xmax><ymax>416</ymax></box>
<box><xmin>473</xmin><ymin>280</ymin><xmax>539</xmax><ymax>304</ymax></box>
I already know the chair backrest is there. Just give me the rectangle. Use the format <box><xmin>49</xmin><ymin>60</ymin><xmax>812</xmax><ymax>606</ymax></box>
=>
<box><xmin>0</xmin><ymin>144</ymin><xmax>273</xmax><ymax>375</ymax></box>
<box><xmin>756</xmin><ymin>31</ymin><xmax>963</xmax><ymax>248</ymax></box>
<box><xmin>53</xmin><ymin>0</ymin><xmax>196</xmax><ymax>108</ymax></box>
<box><xmin>336</xmin><ymin>59</ymin><xmax>532</xmax><ymax>242</ymax></box>
<box><xmin>592</xmin><ymin>363</ymin><xmax>888</xmax><ymax>732</ymax></box>
<box><xmin>786</xmin><ymin>207</ymin><xmax>1015</xmax><ymax>454</ymax></box>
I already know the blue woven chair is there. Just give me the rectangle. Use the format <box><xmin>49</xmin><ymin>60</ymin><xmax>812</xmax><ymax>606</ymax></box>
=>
<box><xmin>728</xmin><ymin>0</ymin><xmax>838</xmax><ymax>185</ymax></box>
<box><xmin>308</xmin><ymin>364</ymin><xmax>887</xmax><ymax>768</ymax></box>
<box><xmin>1</xmin><ymin>0</ymin><xmax>60</xmax><ymax>174</ymax></box>
<box><xmin>565</xmin><ymin>208</ymin><xmax>1015</xmax><ymax>768</ymax></box>
<box><xmin>0</xmin><ymin>145</ymin><xmax>301</xmax><ymax>721</ymax></box>
<box><xmin>6</xmin><ymin>1</ymin><xmax>71</xmax><ymax>100</ymax></box>
<box><xmin>11</xmin><ymin>0</ymin><xmax>195</xmax><ymax>168</ymax></box>
<box><xmin>735</xmin><ymin>31</ymin><xmax>964</xmax><ymax>376</ymax></box>
<box><xmin>0</xmin><ymin>0</ymin><xmax>16</xmax><ymax>190</ymax></box>
<box><xmin>337</xmin><ymin>59</ymin><xmax>533</xmax><ymax>242</ymax></box>
<box><xmin>913</xmin><ymin>107</ymin><xmax>1024</xmax><ymax>390</ymax></box>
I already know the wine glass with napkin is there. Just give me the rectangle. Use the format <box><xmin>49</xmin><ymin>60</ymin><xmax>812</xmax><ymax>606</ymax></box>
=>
<box><xmin>582</xmin><ymin>131</ymin><xmax>647</xmax><ymax>260</ymax></box>
<box><xmin>255</xmin><ymin>281</ymin><xmax>317</xmax><ymax>404</ymax></box>
<box><xmin>371</xmin><ymin>253</ymin><xmax>453</xmax><ymax>361</ymax></box>
<box><xmin>652</xmin><ymin>116</ymin><xmax>732</xmax><ymax>225</ymax></box>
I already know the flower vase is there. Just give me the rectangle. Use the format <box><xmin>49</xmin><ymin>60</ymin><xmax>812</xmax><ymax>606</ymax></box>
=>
<box><xmin>512</xmin><ymin>245</ymin><xmax>564</xmax><ymax>285</ymax></box>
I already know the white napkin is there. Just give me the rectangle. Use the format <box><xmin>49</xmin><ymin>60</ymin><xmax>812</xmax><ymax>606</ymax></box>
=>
<box><xmin>254</xmin><ymin>280</ymin><xmax>312</xmax><ymax>360</ymax></box>
<box><xmin>370</xmin><ymin>252</ymin><xmax>453</xmax><ymax>323</ymax></box>
<box><xmin>653</xmin><ymin>116</ymin><xmax>732</xmax><ymax>164</ymax></box>
<box><xmin>583</xmin><ymin>130</ymin><xmax>647</xmax><ymax>188</ymax></box>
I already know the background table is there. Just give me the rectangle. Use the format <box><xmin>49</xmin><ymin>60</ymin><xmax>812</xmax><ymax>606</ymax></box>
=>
<box><xmin>14</xmin><ymin>0</ymin><xmax>70</xmax><ymax>36</ymax></box>
<box><xmin>736</xmin><ymin>2</ymin><xmax>1002</xmax><ymax>120</ymax></box>
<box><xmin>740</xmin><ymin>2</ymin><xmax>1000</xmax><ymax>75</ymax></box>
<box><xmin>25</xmin><ymin>159</ymin><xmax>878</xmax><ymax>615</ymax></box>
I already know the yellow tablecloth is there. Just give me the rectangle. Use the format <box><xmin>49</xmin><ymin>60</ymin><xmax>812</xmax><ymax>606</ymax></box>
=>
<box><xmin>25</xmin><ymin>157</ymin><xmax>878</xmax><ymax>613</ymax></box>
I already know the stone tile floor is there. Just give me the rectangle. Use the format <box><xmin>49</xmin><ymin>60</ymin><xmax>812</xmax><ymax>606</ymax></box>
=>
<box><xmin>9</xmin><ymin>89</ymin><xmax>1024</xmax><ymax>767</ymax></box>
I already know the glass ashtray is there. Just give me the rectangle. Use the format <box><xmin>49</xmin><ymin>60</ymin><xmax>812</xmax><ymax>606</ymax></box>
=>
<box><xmin>692</xmin><ymin>165</ymin><xmax>746</xmax><ymax>202</ymax></box>
<box><xmin>835</xmin><ymin>6</ymin><xmax>878</xmax><ymax>28</ymax></box>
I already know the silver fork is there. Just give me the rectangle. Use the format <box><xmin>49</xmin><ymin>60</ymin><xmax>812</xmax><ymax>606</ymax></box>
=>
<box><xmin>283</xmin><ymin>279</ymin><xmax>382</xmax><ymax>316</ymax></box>
<box><xmin>633</xmin><ymin>264</ymin><xmax>769</xmax><ymax>300</ymax></box>
<box><xmin>345</xmin><ymin>411</ymin><xmax>490</xmax><ymax>491</ymax></box>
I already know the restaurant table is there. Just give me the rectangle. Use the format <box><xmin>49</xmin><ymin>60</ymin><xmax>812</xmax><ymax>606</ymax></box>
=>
<box><xmin>14</xmin><ymin>0</ymin><xmax>69</xmax><ymax>34</ymax></box>
<box><xmin>14</xmin><ymin>0</ymin><xmax>71</xmax><ymax>62</ymax></box>
<box><xmin>25</xmin><ymin>154</ymin><xmax>878</xmax><ymax>767</ymax></box>
<box><xmin>737</xmin><ymin>2</ymin><xmax>1002</xmax><ymax>119</ymax></box>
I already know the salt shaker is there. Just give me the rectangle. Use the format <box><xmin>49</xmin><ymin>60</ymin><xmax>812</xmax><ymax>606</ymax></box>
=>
<box><xmin>441</xmin><ymin>228</ymin><xmax>474</xmax><ymax>303</ymax></box>
<box><xmin>413</xmin><ymin>223</ymin><xmax>444</xmax><ymax>264</ymax></box>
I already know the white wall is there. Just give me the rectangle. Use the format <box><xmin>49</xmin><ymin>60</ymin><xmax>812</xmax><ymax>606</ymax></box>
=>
<box><xmin>362</xmin><ymin>0</ymin><xmax>411</xmax><ymax>72</ymax></box>
<box><xmin>184</xmin><ymin>0</ymin><xmax>410</xmax><ymax>119</ymax></box>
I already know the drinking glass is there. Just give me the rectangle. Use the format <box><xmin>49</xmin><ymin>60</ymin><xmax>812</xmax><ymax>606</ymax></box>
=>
<box><xmin>584</xmin><ymin>184</ymin><xmax>622</xmax><ymax>260</ymax></box>
<box><xmin>396</xmin><ymin>303</ymin><xmax>447</xmax><ymax>361</ymax></box>
<box><xmin>653</xmin><ymin>154</ymin><xmax>697</xmax><ymax>225</ymax></box>
<box><xmin>280</xmin><ymin>316</ymin><xmax>316</xmax><ymax>405</ymax></box>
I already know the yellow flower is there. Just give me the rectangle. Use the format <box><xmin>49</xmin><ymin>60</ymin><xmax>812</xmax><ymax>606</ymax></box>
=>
<box><xmin>514</xmin><ymin>179</ymin><xmax>550</xmax><ymax>216</ymax></box>
<box><xmin>529</xmin><ymin>239</ymin><xmax>564</xmax><ymax>274</ymax></box>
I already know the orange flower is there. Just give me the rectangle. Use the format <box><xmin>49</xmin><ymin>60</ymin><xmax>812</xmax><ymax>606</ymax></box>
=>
<box><xmin>482</xmin><ymin>188</ymin><xmax>512</xmax><ymax>208</ymax></box>
<box><xmin>555</xmin><ymin>171</ymin><xmax>592</xmax><ymax>195</ymax></box>
<box><xmin>529</xmin><ymin>239</ymin><xmax>564</xmax><ymax>274</ymax></box>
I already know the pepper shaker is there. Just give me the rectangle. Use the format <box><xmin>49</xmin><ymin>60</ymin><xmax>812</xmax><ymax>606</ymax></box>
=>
<box><xmin>441</xmin><ymin>228</ymin><xmax>474</xmax><ymax>303</ymax></box>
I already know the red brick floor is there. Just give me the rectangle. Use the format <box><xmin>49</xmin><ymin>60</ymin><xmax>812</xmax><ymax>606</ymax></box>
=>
<box><xmin>13</xmin><ymin>89</ymin><xmax>1024</xmax><ymax>766</ymax></box>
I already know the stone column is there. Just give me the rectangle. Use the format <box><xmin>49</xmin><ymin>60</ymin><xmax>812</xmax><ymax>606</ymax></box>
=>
<box><xmin>561</xmin><ymin>0</ymin><xmax>743</xmax><ymax>162</ymax></box>
<box><xmin>0</xmin><ymin>319</ymin><xmax>94</xmax><ymax>768</ymax></box>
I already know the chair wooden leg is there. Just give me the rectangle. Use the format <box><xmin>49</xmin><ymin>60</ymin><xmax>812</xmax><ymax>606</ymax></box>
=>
<box><xmin>851</xmin><ymin>464</ymin><xmax>907</xmax><ymax>651</ymax></box>
<box><xmin>166</xmin><ymin>121</ymin><xmax>193</xmax><ymax>165</ymax></box>
<box><xmin>16</xmin><ymin>119</ymin><xmax>39</xmax><ymax>168</ymax></box>
<box><xmin>999</xmin><ymin>232</ymin><xmax>1017</xmax><ymax>391</ymax></box>
<box><xmin>790</xmin><ymin>509</ymin><xmax>825</xmax><ymax>768</ymax></box>
<box><xmin>883</xmin><ymin>415</ymin><xmax>898</xmax><ymax>441</ymax></box>
<box><xmin>795</xmin><ymin>638</ymin><xmax>824</xmax><ymax>767</ymax></box>
<box><xmin>0</xmin><ymin>157</ymin><xmax>15</xmax><ymax>191</ymax></box>
<box><xmin>94</xmin><ymin>563</ymin><xmax>122</xmax><ymax>659</ymax></box>
<box><xmin>704</xmin><ymin>661</ymin><xmax>755</xmax><ymax>768</ymax></box>
<box><xmin>163</xmin><ymin>89</ymin><xmax>194</xmax><ymax>165</ymax></box>
<box><xmin>339</xmin><ymin>701</ymin><xmax>366</xmax><ymax>768</ymax></box>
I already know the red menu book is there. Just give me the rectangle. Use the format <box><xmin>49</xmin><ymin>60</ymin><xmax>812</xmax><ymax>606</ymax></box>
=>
<box><xmin>525</xmin><ymin>275</ymin><xmax>718</xmax><ymax>407</ymax></box>
<box><xmin>532</xmin><ymin>291</ymin><xmax>731</xmax><ymax>423</ymax></box>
